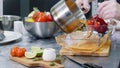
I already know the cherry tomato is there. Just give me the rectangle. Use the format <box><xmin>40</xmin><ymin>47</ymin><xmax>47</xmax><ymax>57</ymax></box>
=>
<box><xmin>10</xmin><ymin>48</ymin><xmax>17</xmax><ymax>56</ymax></box>
<box><xmin>87</xmin><ymin>19</ymin><xmax>94</xmax><ymax>25</ymax></box>
<box><xmin>47</xmin><ymin>14</ymin><xmax>53</xmax><ymax>22</ymax></box>
<box><xmin>21</xmin><ymin>48</ymin><xmax>26</xmax><ymax>52</ymax></box>
<box><xmin>17</xmin><ymin>48</ymin><xmax>24</xmax><ymax>57</ymax></box>
<box><xmin>21</xmin><ymin>48</ymin><xmax>26</xmax><ymax>56</ymax></box>
<box><xmin>10</xmin><ymin>46</ymin><xmax>19</xmax><ymax>57</ymax></box>
<box><xmin>94</xmin><ymin>21</ymin><xmax>100</xmax><ymax>30</ymax></box>
<box><xmin>10</xmin><ymin>46</ymin><xmax>26</xmax><ymax>57</ymax></box>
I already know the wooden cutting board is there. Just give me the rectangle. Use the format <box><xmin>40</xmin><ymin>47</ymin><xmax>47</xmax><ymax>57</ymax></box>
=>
<box><xmin>60</xmin><ymin>38</ymin><xmax>111</xmax><ymax>56</ymax></box>
<box><xmin>10</xmin><ymin>56</ymin><xmax>64</xmax><ymax>68</ymax></box>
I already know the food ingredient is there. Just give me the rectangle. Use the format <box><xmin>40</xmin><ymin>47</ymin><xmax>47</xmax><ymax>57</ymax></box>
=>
<box><xmin>10</xmin><ymin>46</ymin><xmax>26</xmax><ymax>57</ymax></box>
<box><xmin>87</xmin><ymin>19</ymin><xmax>94</xmax><ymax>25</ymax></box>
<box><xmin>25</xmin><ymin>52</ymin><xmax>37</xmax><ymax>59</ymax></box>
<box><xmin>49</xmin><ymin>62</ymin><xmax>55</xmax><ymax>66</ymax></box>
<box><xmin>25</xmin><ymin>46</ymin><xmax>43</xmax><ymax>58</ymax></box>
<box><xmin>32</xmin><ymin>11</ymin><xmax>53</xmax><ymax>22</ymax></box>
<box><xmin>26</xmin><ymin>7</ymin><xmax>53</xmax><ymax>22</ymax></box>
<box><xmin>32</xmin><ymin>57</ymin><xmax>42</xmax><ymax>61</ymax></box>
<box><xmin>25</xmin><ymin>17</ymin><xmax>34</xmax><ymax>22</ymax></box>
<box><xmin>87</xmin><ymin>15</ymin><xmax>108</xmax><ymax>33</ymax></box>
<box><xmin>27</xmin><ymin>7</ymin><xmax>40</xmax><ymax>17</ymax></box>
<box><xmin>31</xmin><ymin>46</ymin><xmax>43</xmax><ymax>57</ymax></box>
<box><xmin>42</xmin><ymin>48</ymin><xmax>56</xmax><ymax>61</ymax></box>
<box><xmin>46</xmin><ymin>14</ymin><xmax>53</xmax><ymax>22</ymax></box>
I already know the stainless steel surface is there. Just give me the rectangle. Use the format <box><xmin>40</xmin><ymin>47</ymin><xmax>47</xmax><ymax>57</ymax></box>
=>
<box><xmin>24</xmin><ymin>21</ymin><xmax>58</xmax><ymax>38</ymax></box>
<box><xmin>65</xmin><ymin>32</ymin><xmax>120</xmax><ymax>68</ymax></box>
<box><xmin>50</xmin><ymin>0</ymin><xmax>86</xmax><ymax>33</ymax></box>
<box><xmin>0</xmin><ymin>15</ymin><xmax>20</xmax><ymax>31</ymax></box>
<box><xmin>66</xmin><ymin>56</ymin><xmax>102</xmax><ymax>68</ymax></box>
<box><xmin>0</xmin><ymin>32</ymin><xmax>120</xmax><ymax>68</ymax></box>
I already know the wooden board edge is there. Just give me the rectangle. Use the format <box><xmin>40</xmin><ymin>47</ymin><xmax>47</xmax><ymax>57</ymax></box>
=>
<box><xmin>59</xmin><ymin>40</ymin><xmax>111</xmax><ymax>56</ymax></box>
<box><xmin>10</xmin><ymin>56</ymin><xmax>64</xmax><ymax>68</ymax></box>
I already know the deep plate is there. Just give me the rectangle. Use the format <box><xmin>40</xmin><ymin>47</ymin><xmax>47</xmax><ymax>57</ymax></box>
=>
<box><xmin>0</xmin><ymin>31</ymin><xmax>22</xmax><ymax>44</ymax></box>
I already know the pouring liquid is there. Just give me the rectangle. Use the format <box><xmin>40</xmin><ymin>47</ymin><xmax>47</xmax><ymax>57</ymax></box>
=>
<box><xmin>50</xmin><ymin>0</ymin><xmax>92</xmax><ymax>37</ymax></box>
<box><xmin>64</xmin><ymin>0</ymin><xmax>92</xmax><ymax>37</ymax></box>
<box><xmin>62</xmin><ymin>19</ymin><xmax>92</xmax><ymax>38</ymax></box>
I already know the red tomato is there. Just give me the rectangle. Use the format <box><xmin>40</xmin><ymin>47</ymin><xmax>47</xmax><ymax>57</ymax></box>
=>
<box><xmin>35</xmin><ymin>12</ymin><xmax>47</xmax><ymax>22</ymax></box>
<box><xmin>17</xmin><ymin>48</ymin><xmax>24</xmax><ymax>57</ymax></box>
<box><xmin>10</xmin><ymin>48</ymin><xmax>17</xmax><ymax>56</ymax></box>
<box><xmin>21</xmin><ymin>48</ymin><xmax>26</xmax><ymax>52</ymax></box>
<box><xmin>10</xmin><ymin>46</ymin><xmax>19</xmax><ymax>57</ymax></box>
<box><xmin>47</xmin><ymin>14</ymin><xmax>53</xmax><ymax>22</ymax></box>
<box><xmin>94</xmin><ymin>21</ymin><xmax>100</xmax><ymax>30</ymax></box>
<box><xmin>10</xmin><ymin>46</ymin><xmax>26</xmax><ymax>57</ymax></box>
<box><xmin>21</xmin><ymin>48</ymin><xmax>26</xmax><ymax>56</ymax></box>
<box><xmin>87</xmin><ymin>19</ymin><xmax>94</xmax><ymax>25</ymax></box>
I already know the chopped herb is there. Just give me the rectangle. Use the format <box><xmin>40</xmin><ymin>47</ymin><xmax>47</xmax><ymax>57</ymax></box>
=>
<box><xmin>50</xmin><ymin>62</ymin><xmax>55</xmax><ymax>66</ymax></box>
<box><xmin>32</xmin><ymin>57</ymin><xmax>42</xmax><ymax>61</ymax></box>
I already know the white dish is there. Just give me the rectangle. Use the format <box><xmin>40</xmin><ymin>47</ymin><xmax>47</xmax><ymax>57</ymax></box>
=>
<box><xmin>0</xmin><ymin>31</ymin><xmax>22</xmax><ymax>44</ymax></box>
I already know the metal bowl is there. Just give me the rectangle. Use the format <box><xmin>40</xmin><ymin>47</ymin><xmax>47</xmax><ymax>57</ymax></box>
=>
<box><xmin>0</xmin><ymin>15</ymin><xmax>21</xmax><ymax>31</ymax></box>
<box><xmin>24</xmin><ymin>21</ymin><xmax>58</xmax><ymax>38</ymax></box>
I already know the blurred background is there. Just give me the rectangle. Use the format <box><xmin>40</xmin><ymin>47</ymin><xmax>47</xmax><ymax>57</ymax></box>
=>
<box><xmin>1</xmin><ymin>0</ymin><xmax>104</xmax><ymax>18</ymax></box>
<box><xmin>1</xmin><ymin>0</ymin><xmax>59</xmax><ymax>17</ymax></box>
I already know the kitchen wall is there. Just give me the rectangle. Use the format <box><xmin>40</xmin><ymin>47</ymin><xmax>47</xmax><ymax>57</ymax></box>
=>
<box><xmin>21</xmin><ymin>0</ymin><xmax>59</xmax><ymax>17</ymax></box>
<box><xmin>29</xmin><ymin>0</ymin><xmax>59</xmax><ymax>12</ymax></box>
<box><xmin>1</xmin><ymin>0</ymin><xmax>104</xmax><ymax>18</ymax></box>
<box><xmin>1</xmin><ymin>0</ymin><xmax>59</xmax><ymax>17</ymax></box>
<box><xmin>3</xmin><ymin>0</ymin><xmax>20</xmax><ymax>16</ymax></box>
<box><xmin>20</xmin><ymin>0</ymin><xmax>30</xmax><ymax>17</ymax></box>
<box><xmin>20</xmin><ymin>0</ymin><xmax>59</xmax><ymax>17</ymax></box>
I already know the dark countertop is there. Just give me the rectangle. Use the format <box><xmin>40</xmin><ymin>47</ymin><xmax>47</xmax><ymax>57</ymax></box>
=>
<box><xmin>0</xmin><ymin>32</ymin><xmax>120</xmax><ymax>68</ymax></box>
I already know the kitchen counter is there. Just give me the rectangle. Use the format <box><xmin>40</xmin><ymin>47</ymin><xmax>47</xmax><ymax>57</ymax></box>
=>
<box><xmin>0</xmin><ymin>32</ymin><xmax>120</xmax><ymax>68</ymax></box>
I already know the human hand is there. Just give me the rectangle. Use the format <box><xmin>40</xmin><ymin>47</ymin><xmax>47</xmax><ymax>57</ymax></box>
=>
<box><xmin>75</xmin><ymin>0</ymin><xmax>91</xmax><ymax>14</ymax></box>
<box><xmin>98</xmin><ymin>0</ymin><xmax>120</xmax><ymax>20</ymax></box>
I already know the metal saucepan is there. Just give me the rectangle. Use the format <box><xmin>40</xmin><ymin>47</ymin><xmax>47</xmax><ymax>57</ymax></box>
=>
<box><xmin>50</xmin><ymin>0</ymin><xmax>86</xmax><ymax>33</ymax></box>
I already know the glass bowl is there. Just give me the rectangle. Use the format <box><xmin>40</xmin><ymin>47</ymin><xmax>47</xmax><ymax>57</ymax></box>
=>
<box><xmin>55</xmin><ymin>31</ymin><xmax>101</xmax><ymax>50</ymax></box>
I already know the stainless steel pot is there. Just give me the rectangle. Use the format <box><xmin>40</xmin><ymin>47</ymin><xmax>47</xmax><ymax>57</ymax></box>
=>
<box><xmin>50</xmin><ymin>0</ymin><xmax>86</xmax><ymax>33</ymax></box>
<box><xmin>0</xmin><ymin>15</ymin><xmax>21</xmax><ymax>31</ymax></box>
